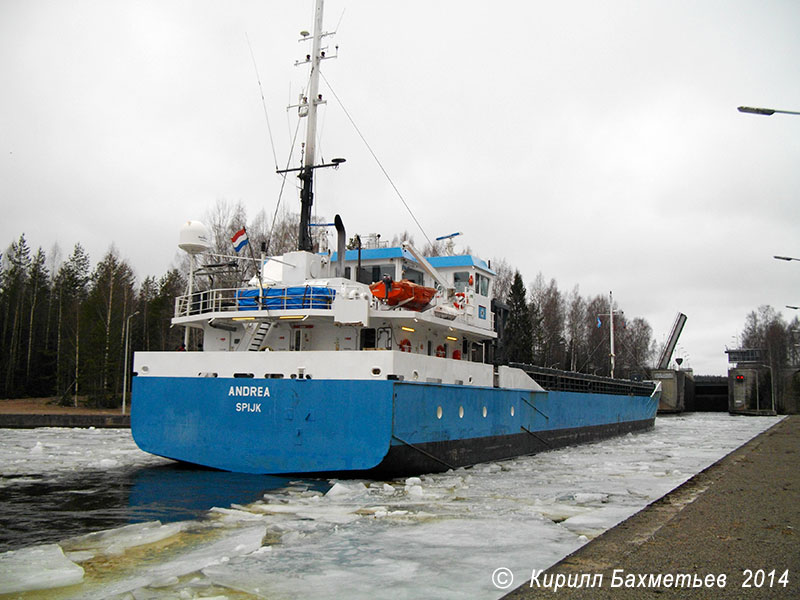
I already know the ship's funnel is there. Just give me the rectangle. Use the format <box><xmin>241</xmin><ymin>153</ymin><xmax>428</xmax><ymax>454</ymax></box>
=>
<box><xmin>334</xmin><ymin>214</ymin><xmax>346</xmax><ymax>278</ymax></box>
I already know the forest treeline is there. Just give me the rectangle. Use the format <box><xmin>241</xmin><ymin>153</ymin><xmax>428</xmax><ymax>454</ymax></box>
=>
<box><xmin>497</xmin><ymin>271</ymin><xmax>656</xmax><ymax>379</ymax></box>
<box><xmin>0</xmin><ymin>200</ymin><xmax>302</xmax><ymax>405</ymax></box>
<box><xmin>738</xmin><ymin>305</ymin><xmax>800</xmax><ymax>375</ymax></box>
<box><xmin>4</xmin><ymin>200</ymin><xmax>789</xmax><ymax>404</ymax></box>
<box><xmin>0</xmin><ymin>236</ymin><xmax>186</xmax><ymax>405</ymax></box>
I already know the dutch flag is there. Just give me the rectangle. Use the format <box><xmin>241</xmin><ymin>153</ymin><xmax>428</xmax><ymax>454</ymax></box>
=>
<box><xmin>231</xmin><ymin>227</ymin><xmax>249</xmax><ymax>252</ymax></box>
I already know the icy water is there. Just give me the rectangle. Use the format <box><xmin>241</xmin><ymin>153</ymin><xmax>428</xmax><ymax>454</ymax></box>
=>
<box><xmin>0</xmin><ymin>414</ymin><xmax>782</xmax><ymax>599</ymax></box>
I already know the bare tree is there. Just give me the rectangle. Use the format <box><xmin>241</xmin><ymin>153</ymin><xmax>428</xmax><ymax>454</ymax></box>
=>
<box><xmin>617</xmin><ymin>316</ymin><xmax>654</xmax><ymax>376</ymax></box>
<box><xmin>582</xmin><ymin>294</ymin><xmax>610</xmax><ymax>375</ymax></box>
<box><xmin>566</xmin><ymin>285</ymin><xmax>587</xmax><ymax>372</ymax></box>
<box><xmin>490</xmin><ymin>258</ymin><xmax>513</xmax><ymax>303</ymax></box>
<box><xmin>85</xmin><ymin>246</ymin><xmax>136</xmax><ymax>403</ymax></box>
<box><xmin>538</xmin><ymin>278</ymin><xmax>566</xmax><ymax>368</ymax></box>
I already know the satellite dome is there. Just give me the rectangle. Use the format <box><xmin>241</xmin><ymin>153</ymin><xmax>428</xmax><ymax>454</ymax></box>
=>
<box><xmin>178</xmin><ymin>220</ymin><xmax>211</xmax><ymax>255</ymax></box>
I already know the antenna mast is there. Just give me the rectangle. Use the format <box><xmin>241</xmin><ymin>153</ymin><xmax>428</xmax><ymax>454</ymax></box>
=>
<box><xmin>298</xmin><ymin>0</ymin><xmax>325</xmax><ymax>252</ymax></box>
<box><xmin>277</xmin><ymin>0</ymin><xmax>343</xmax><ymax>249</ymax></box>
<box><xmin>609</xmin><ymin>291</ymin><xmax>616</xmax><ymax>379</ymax></box>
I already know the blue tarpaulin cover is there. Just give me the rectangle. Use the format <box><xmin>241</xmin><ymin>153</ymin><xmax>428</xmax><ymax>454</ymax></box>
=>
<box><xmin>236</xmin><ymin>286</ymin><xmax>335</xmax><ymax>310</ymax></box>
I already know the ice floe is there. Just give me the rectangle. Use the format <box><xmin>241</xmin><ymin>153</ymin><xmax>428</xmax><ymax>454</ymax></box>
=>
<box><xmin>0</xmin><ymin>414</ymin><xmax>783</xmax><ymax>599</ymax></box>
<box><xmin>0</xmin><ymin>543</ymin><xmax>84</xmax><ymax>594</ymax></box>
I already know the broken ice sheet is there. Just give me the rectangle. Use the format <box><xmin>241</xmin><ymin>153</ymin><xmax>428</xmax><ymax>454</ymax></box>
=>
<box><xmin>0</xmin><ymin>414</ymin><xmax>783</xmax><ymax>599</ymax></box>
<box><xmin>61</xmin><ymin>520</ymin><xmax>189</xmax><ymax>557</ymax></box>
<box><xmin>63</xmin><ymin>523</ymin><xmax>267</xmax><ymax>600</ymax></box>
<box><xmin>245</xmin><ymin>500</ymin><xmax>365</xmax><ymax>525</ymax></box>
<box><xmin>203</xmin><ymin>517</ymin><xmax>582</xmax><ymax>600</ymax></box>
<box><xmin>0</xmin><ymin>543</ymin><xmax>84</xmax><ymax>594</ymax></box>
<box><xmin>560</xmin><ymin>504</ymin><xmax>642</xmax><ymax>538</ymax></box>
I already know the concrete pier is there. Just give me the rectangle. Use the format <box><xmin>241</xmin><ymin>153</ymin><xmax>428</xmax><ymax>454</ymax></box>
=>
<box><xmin>504</xmin><ymin>416</ymin><xmax>799</xmax><ymax>598</ymax></box>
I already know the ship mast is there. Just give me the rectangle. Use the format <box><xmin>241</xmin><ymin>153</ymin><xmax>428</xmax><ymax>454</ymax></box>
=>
<box><xmin>298</xmin><ymin>0</ymin><xmax>325</xmax><ymax>252</ymax></box>
<box><xmin>277</xmin><ymin>0</ymin><xmax>343</xmax><ymax>251</ymax></box>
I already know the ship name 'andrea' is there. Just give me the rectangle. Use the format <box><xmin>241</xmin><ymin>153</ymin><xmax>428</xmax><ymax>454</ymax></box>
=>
<box><xmin>228</xmin><ymin>385</ymin><xmax>271</xmax><ymax>398</ymax></box>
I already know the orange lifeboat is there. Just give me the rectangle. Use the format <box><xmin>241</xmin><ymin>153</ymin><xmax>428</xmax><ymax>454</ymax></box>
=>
<box><xmin>370</xmin><ymin>279</ymin><xmax>436</xmax><ymax>311</ymax></box>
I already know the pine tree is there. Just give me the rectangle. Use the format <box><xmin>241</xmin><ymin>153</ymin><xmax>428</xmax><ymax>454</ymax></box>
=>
<box><xmin>54</xmin><ymin>244</ymin><xmax>91</xmax><ymax>405</ymax></box>
<box><xmin>25</xmin><ymin>248</ymin><xmax>51</xmax><ymax>395</ymax></box>
<box><xmin>84</xmin><ymin>247</ymin><xmax>136</xmax><ymax>406</ymax></box>
<box><xmin>1</xmin><ymin>235</ymin><xmax>32</xmax><ymax>396</ymax></box>
<box><xmin>150</xmin><ymin>269</ymin><xmax>186</xmax><ymax>351</ymax></box>
<box><xmin>503</xmin><ymin>271</ymin><xmax>534</xmax><ymax>365</ymax></box>
<box><xmin>138</xmin><ymin>276</ymin><xmax>158</xmax><ymax>351</ymax></box>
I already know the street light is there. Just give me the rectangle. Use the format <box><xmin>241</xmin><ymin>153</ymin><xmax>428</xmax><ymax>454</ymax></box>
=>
<box><xmin>122</xmin><ymin>311</ymin><xmax>140</xmax><ymax>415</ymax></box>
<box><xmin>738</xmin><ymin>106</ymin><xmax>800</xmax><ymax>116</ymax></box>
<box><xmin>774</xmin><ymin>255</ymin><xmax>800</xmax><ymax>262</ymax></box>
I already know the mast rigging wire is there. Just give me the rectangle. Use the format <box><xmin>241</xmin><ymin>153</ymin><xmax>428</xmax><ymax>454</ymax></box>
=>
<box><xmin>320</xmin><ymin>71</ymin><xmax>434</xmax><ymax>248</ymax></box>
<box><xmin>266</xmin><ymin>116</ymin><xmax>304</xmax><ymax>255</ymax></box>
<box><xmin>245</xmin><ymin>30</ymin><xmax>299</xmax><ymax>256</ymax></box>
<box><xmin>265</xmin><ymin>67</ymin><xmax>315</xmax><ymax>256</ymax></box>
<box><xmin>245</xmin><ymin>32</ymin><xmax>280</xmax><ymax>172</ymax></box>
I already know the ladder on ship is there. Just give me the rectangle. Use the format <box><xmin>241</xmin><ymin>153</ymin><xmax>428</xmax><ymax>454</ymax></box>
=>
<box><xmin>248</xmin><ymin>322</ymin><xmax>270</xmax><ymax>351</ymax></box>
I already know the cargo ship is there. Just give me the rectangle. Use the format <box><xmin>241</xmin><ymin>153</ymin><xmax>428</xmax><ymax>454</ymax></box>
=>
<box><xmin>130</xmin><ymin>0</ymin><xmax>659</xmax><ymax>475</ymax></box>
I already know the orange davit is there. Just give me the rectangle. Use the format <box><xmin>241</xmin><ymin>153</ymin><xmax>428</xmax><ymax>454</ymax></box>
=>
<box><xmin>370</xmin><ymin>279</ymin><xmax>436</xmax><ymax>311</ymax></box>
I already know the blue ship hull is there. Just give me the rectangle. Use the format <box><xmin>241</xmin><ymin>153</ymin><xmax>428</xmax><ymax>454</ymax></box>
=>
<box><xmin>131</xmin><ymin>377</ymin><xmax>658</xmax><ymax>475</ymax></box>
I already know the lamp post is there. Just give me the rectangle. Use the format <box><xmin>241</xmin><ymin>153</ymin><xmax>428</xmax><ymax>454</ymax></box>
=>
<box><xmin>738</xmin><ymin>106</ymin><xmax>800</xmax><ymax>116</ymax></box>
<box><xmin>122</xmin><ymin>311</ymin><xmax>139</xmax><ymax>415</ymax></box>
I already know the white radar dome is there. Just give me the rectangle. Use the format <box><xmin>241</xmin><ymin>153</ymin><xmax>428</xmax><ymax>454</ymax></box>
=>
<box><xmin>178</xmin><ymin>220</ymin><xmax>211</xmax><ymax>255</ymax></box>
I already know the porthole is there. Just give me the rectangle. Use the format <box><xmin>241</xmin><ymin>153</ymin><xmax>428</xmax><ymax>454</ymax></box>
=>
<box><xmin>482</xmin><ymin>406</ymin><xmax>487</xmax><ymax>418</ymax></box>
<box><xmin>412</xmin><ymin>370</ymin><xmax>420</xmax><ymax>381</ymax></box>
<box><xmin>371</xmin><ymin>367</ymin><xmax>382</xmax><ymax>376</ymax></box>
<box><xmin>510</xmin><ymin>406</ymin><xmax>515</xmax><ymax>417</ymax></box>
<box><xmin>436</xmin><ymin>406</ymin><xmax>443</xmax><ymax>419</ymax></box>
<box><xmin>459</xmin><ymin>406</ymin><xmax>464</xmax><ymax>419</ymax></box>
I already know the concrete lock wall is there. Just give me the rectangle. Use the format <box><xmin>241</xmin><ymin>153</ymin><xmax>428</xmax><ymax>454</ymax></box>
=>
<box><xmin>653</xmin><ymin>370</ymin><xmax>694</xmax><ymax>413</ymax></box>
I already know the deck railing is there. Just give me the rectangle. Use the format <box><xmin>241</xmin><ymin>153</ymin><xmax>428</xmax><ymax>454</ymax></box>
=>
<box><xmin>174</xmin><ymin>286</ymin><xmax>336</xmax><ymax>318</ymax></box>
<box><xmin>510</xmin><ymin>363</ymin><xmax>656</xmax><ymax>397</ymax></box>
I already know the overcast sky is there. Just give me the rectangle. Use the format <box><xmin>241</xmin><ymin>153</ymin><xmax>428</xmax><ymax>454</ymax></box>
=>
<box><xmin>2</xmin><ymin>0</ymin><xmax>799</xmax><ymax>376</ymax></box>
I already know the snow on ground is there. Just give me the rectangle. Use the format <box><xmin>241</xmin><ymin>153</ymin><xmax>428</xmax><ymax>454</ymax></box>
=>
<box><xmin>0</xmin><ymin>414</ymin><xmax>783</xmax><ymax>599</ymax></box>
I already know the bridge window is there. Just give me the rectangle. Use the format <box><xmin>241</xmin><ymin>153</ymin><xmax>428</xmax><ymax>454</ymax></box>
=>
<box><xmin>476</xmin><ymin>273</ymin><xmax>490</xmax><ymax>296</ymax></box>
<box><xmin>403</xmin><ymin>268</ymin><xmax>424</xmax><ymax>285</ymax></box>
<box><xmin>369</xmin><ymin>264</ymin><xmax>394</xmax><ymax>283</ymax></box>
<box><xmin>454</xmin><ymin>271</ymin><xmax>470</xmax><ymax>293</ymax></box>
<box><xmin>346</xmin><ymin>264</ymin><xmax>394</xmax><ymax>283</ymax></box>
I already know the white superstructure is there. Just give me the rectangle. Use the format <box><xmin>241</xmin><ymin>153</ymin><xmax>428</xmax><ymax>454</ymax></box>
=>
<box><xmin>140</xmin><ymin>241</ymin><xmax>540</xmax><ymax>391</ymax></box>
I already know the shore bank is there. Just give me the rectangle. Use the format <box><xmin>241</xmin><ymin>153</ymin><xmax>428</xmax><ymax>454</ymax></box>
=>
<box><xmin>0</xmin><ymin>397</ymin><xmax>129</xmax><ymax>428</ymax></box>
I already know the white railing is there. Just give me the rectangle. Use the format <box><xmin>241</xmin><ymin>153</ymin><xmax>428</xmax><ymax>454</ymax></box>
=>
<box><xmin>175</xmin><ymin>288</ymin><xmax>240</xmax><ymax>318</ymax></box>
<box><xmin>174</xmin><ymin>286</ymin><xmax>336</xmax><ymax>318</ymax></box>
